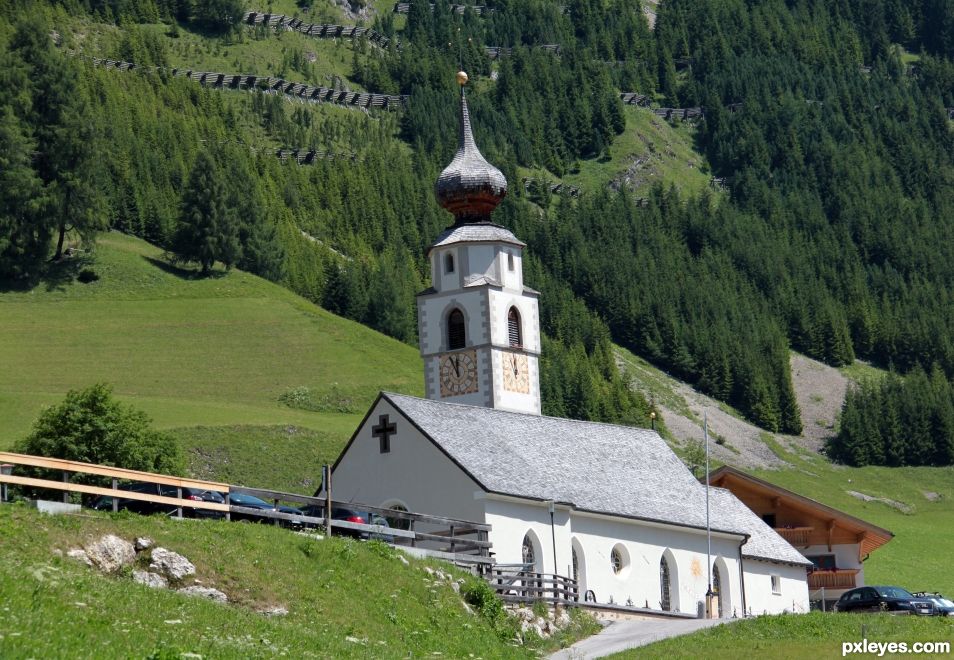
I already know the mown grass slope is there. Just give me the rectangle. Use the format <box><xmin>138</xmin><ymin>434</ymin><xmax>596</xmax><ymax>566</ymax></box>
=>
<box><xmin>0</xmin><ymin>232</ymin><xmax>422</xmax><ymax>445</ymax></box>
<box><xmin>623</xmin><ymin>612</ymin><xmax>954</xmax><ymax>659</ymax></box>
<box><xmin>0</xmin><ymin>504</ymin><xmax>593</xmax><ymax>658</ymax></box>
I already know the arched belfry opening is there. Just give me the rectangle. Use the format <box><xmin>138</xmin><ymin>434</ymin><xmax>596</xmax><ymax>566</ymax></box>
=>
<box><xmin>447</xmin><ymin>309</ymin><xmax>466</xmax><ymax>350</ymax></box>
<box><xmin>507</xmin><ymin>307</ymin><xmax>522</xmax><ymax>347</ymax></box>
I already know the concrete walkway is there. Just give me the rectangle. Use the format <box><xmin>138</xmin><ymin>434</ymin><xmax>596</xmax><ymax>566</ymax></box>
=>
<box><xmin>550</xmin><ymin>617</ymin><xmax>731</xmax><ymax>659</ymax></box>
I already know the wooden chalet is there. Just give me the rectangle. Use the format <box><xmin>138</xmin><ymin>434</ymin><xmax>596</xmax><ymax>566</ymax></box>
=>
<box><xmin>708</xmin><ymin>466</ymin><xmax>893</xmax><ymax>598</ymax></box>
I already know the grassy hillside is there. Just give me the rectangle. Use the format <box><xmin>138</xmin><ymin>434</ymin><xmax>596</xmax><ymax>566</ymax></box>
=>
<box><xmin>0</xmin><ymin>504</ymin><xmax>595</xmax><ymax>658</ymax></box>
<box><xmin>624</xmin><ymin>612</ymin><xmax>954</xmax><ymax>659</ymax></box>
<box><xmin>0</xmin><ymin>232</ymin><xmax>422</xmax><ymax>445</ymax></box>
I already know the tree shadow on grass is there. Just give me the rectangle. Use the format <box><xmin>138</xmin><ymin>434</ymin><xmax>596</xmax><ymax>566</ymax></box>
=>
<box><xmin>0</xmin><ymin>255</ymin><xmax>89</xmax><ymax>294</ymax></box>
<box><xmin>142</xmin><ymin>255</ymin><xmax>227</xmax><ymax>280</ymax></box>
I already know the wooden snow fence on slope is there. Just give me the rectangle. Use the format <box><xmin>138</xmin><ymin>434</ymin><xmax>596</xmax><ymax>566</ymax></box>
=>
<box><xmin>242</xmin><ymin>11</ymin><xmax>393</xmax><ymax>49</ymax></box>
<box><xmin>0</xmin><ymin>452</ymin><xmax>491</xmax><ymax>568</ymax></box>
<box><xmin>88</xmin><ymin>57</ymin><xmax>407</xmax><ymax>111</ymax></box>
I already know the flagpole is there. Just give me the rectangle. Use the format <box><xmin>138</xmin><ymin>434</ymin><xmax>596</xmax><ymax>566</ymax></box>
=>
<box><xmin>705</xmin><ymin>410</ymin><xmax>713</xmax><ymax>618</ymax></box>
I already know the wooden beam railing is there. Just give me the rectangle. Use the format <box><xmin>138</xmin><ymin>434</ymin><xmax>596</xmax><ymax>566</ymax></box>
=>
<box><xmin>808</xmin><ymin>568</ymin><xmax>859</xmax><ymax>590</ymax></box>
<box><xmin>231</xmin><ymin>485</ymin><xmax>492</xmax><ymax>562</ymax></box>
<box><xmin>0</xmin><ymin>452</ymin><xmax>229</xmax><ymax>515</ymax></box>
<box><xmin>774</xmin><ymin>526</ymin><xmax>813</xmax><ymax>547</ymax></box>
<box><xmin>487</xmin><ymin>565</ymin><xmax>579</xmax><ymax>604</ymax></box>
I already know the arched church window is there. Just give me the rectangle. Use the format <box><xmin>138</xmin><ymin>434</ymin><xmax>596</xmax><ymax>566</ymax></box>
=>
<box><xmin>444</xmin><ymin>252</ymin><xmax>455</xmax><ymax>274</ymax></box>
<box><xmin>386</xmin><ymin>503</ymin><xmax>411</xmax><ymax>531</ymax></box>
<box><xmin>660</xmin><ymin>556</ymin><xmax>672</xmax><ymax>611</ymax></box>
<box><xmin>522</xmin><ymin>534</ymin><xmax>536</xmax><ymax>567</ymax></box>
<box><xmin>507</xmin><ymin>253</ymin><xmax>515</xmax><ymax>271</ymax></box>
<box><xmin>448</xmin><ymin>309</ymin><xmax>466</xmax><ymax>349</ymax></box>
<box><xmin>572</xmin><ymin>547</ymin><xmax>579</xmax><ymax>583</ymax></box>
<box><xmin>712</xmin><ymin>563</ymin><xmax>724</xmax><ymax>618</ymax></box>
<box><xmin>507</xmin><ymin>307</ymin><xmax>522</xmax><ymax>347</ymax></box>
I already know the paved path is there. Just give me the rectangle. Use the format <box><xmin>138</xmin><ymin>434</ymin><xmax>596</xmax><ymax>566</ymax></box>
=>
<box><xmin>550</xmin><ymin>617</ymin><xmax>731</xmax><ymax>659</ymax></box>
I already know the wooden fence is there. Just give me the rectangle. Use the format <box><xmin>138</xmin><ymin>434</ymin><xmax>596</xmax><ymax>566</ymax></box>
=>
<box><xmin>242</xmin><ymin>11</ymin><xmax>393</xmax><ymax>48</ymax></box>
<box><xmin>0</xmin><ymin>453</ymin><xmax>492</xmax><ymax>566</ymax></box>
<box><xmin>394</xmin><ymin>3</ymin><xmax>492</xmax><ymax>15</ymax></box>
<box><xmin>487</xmin><ymin>563</ymin><xmax>579</xmax><ymax>605</ymax></box>
<box><xmin>87</xmin><ymin>57</ymin><xmax>407</xmax><ymax>111</ymax></box>
<box><xmin>0</xmin><ymin>452</ymin><xmax>229</xmax><ymax>516</ymax></box>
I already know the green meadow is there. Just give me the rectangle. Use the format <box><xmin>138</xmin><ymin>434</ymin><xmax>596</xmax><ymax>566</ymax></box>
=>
<box><xmin>0</xmin><ymin>232</ymin><xmax>422</xmax><ymax>446</ymax></box>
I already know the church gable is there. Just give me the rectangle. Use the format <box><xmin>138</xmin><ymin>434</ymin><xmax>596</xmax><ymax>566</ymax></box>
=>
<box><xmin>331</xmin><ymin>394</ymin><xmax>486</xmax><ymax>523</ymax></box>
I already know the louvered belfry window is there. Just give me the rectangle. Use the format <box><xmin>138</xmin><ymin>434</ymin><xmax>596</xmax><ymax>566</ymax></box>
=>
<box><xmin>508</xmin><ymin>307</ymin><xmax>522</xmax><ymax>347</ymax></box>
<box><xmin>448</xmin><ymin>309</ymin><xmax>466</xmax><ymax>349</ymax></box>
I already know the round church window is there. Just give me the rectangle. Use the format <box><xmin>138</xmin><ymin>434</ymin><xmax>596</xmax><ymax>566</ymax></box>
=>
<box><xmin>611</xmin><ymin>547</ymin><xmax>623</xmax><ymax>574</ymax></box>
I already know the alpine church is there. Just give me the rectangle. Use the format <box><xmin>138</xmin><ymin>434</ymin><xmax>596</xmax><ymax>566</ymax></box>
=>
<box><xmin>330</xmin><ymin>73</ymin><xmax>812</xmax><ymax>617</ymax></box>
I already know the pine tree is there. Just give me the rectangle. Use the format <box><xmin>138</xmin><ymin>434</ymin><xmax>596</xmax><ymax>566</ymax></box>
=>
<box><xmin>0</xmin><ymin>105</ymin><xmax>49</xmax><ymax>279</ymax></box>
<box><xmin>172</xmin><ymin>151</ymin><xmax>240</xmax><ymax>274</ymax></box>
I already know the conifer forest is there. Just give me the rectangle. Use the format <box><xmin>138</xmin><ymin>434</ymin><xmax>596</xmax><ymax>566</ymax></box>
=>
<box><xmin>1</xmin><ymin>0</ymin><xmax>953</xmax><ymax>465</ymax></box>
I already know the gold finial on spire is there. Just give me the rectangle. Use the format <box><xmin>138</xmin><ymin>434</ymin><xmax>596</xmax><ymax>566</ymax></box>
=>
<box><xmin>456</xmin><ymin>70</ymin><xmax>469</xmax><ymax>86</ymax></box>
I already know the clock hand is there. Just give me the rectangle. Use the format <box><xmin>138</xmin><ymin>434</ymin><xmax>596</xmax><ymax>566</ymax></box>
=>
<box><xmin>453</xmin><ymin>355</ymin><xmax>460</xmax><ymax>377</ymax></box>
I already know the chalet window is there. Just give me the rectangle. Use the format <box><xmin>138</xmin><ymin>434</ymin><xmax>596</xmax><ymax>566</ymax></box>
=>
<box><xmin>771</xmin><ymin>574</ymin><xmax>781</xmax><ymax>595</ymax></box>
<box><xmin>444</xmin><ymin>252</ymin><xmax>455</xmax><ymax>274</ymax></box>
<box><xmin>508</xmin><ymin>253</ymin><xmax>515</xmax><ymax>271</ymax></box>
<box><xmin>448</xmin><ymin>309</ymin><xmax>466</xmax><ymax>349</ymax></box>
<box><xmin>806</xmin><ymin>555</ymin><xmax>837</xmax><ymax>570</ymax></box>
<box><xmin>507</xmin><ymin>307</ymin><xmax>522</xmax><ymax>347</ymax></box>
<box><xmin>660</xmin><ymin>556</ymin><xmax>672</xmax><ymax>611</ymax></box>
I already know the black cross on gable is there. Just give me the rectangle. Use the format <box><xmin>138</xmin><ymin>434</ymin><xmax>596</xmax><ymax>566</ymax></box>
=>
<box><xmin>372</xmin><ymin>414</ymin><xmax>397</xmax><ymax>454</ymax></box>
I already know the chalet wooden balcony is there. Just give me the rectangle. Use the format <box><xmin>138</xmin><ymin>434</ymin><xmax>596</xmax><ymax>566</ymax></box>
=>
<box><xmin>775</xmin><ymin>526</ymin><xmax>814</xmax><ymax>546</ymax></box>
<box><xmin>808</xmin><ymin>569</ymin><xmax>859</xmax><ymax>590</ymax></box>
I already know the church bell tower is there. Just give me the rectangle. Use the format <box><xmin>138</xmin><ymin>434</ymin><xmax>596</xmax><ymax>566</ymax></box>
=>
<box><xmin>416</xmin><ymin>71</ymin><xmax>541</xmax><ymax>415</ymax></box>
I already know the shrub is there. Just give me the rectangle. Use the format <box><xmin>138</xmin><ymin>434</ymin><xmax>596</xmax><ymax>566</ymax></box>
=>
<box><xmin>13</xmin><ymin>383</ymin><xmax>185</xmax><ymax>479</ymax></box>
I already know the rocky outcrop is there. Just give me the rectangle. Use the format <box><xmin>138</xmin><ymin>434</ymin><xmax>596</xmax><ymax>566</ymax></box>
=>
<box><xmin>149</xmin><ymin>548</ymin><xmax>196</xmax><ymax>581</ymax></box>
<box><xmin>178</xmin><ymin>585</ymin><xmax>228</xmax><ymax>602</ymax></box>
<box><xmin>133</xmin><ymin>569</ymin><xmax>168</xmax><ymax>589</ymax></box>
<box><xmin>85</xmin><ymin>534</ymin><xmax>136</xmax><ymax>573</ymax></box>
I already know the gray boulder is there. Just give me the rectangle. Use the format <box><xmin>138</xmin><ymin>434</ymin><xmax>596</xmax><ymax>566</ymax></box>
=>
<box><xmin>149</xmin><ymin>548</ymin><xmax>196</xmax><ymax>581</ymax></box>
<box><xmin>134</xmin><ymin>537</ymin><xmax>154</xmax><ymax>552</ymax></box>
<box><xmin>132</xmin><ymin>570</ymin><xmax>168</xmax><ymax>589</ymax></box>
<box><xmin>85</xmin><ymin>535</ymin><xmax>136</xmax><ymax>574</ymax></box>
<box><xmin>178</xmin><ymin>586</ymin><xmax>228</xmax><ymax>603</ymax></box>
<box><xmin>66</xmin><ymin>548</ymin><xmax>93</xmax><ymax>567</ymax></box>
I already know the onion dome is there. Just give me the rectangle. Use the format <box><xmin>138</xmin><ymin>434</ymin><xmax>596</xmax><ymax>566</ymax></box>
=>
<box><xmin>435</xmin><ymin>72</ymin><xmax>508</xmax><ymax>223</ymax></box>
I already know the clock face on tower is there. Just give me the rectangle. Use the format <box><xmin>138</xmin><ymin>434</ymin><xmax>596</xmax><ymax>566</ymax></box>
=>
<box><xmin>503</xmin><ymin>353</ymin><xmax>530</xmax><ymax>394</ymax></box>
<box><xmin>439</xmin><ymin>349</ymin><xmax>479</xmax><ymax>397</ymax></box>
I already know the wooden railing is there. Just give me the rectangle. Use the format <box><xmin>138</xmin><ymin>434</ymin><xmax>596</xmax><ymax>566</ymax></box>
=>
<box><xmin>0</xmin><ymin>453</ymin><xmax>492</xmax><ymax>565</ymax></box>
<box><xmin>808</xmin><ymin>569</ymin><xmax>859</xmax><ymax>590</ymax></box>
<box><xmin>0</xmin><ymin>452</ymin><xmax>229</xmax><ymax>516</ymax></box>
<box><xmin>774</xmin><ymin>526</ymin><xmax>814</xmax><ymax>547</ymax></box>
<box><xmin>222</xmin><ymin>486</ymin><xmax>494</xmax><ymax>565</ymax></box>
<box><xmin>487</xmin><ymin>564</ymin><xmax>579</xmax><ymax>604</ymax></box>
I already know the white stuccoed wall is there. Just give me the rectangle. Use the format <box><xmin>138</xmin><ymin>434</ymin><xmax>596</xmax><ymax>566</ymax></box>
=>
<box><xmin>331</xmin><ymin>398</ymin><xmax>485</xmax><ymax>524</ymax></box>
<box><xmin>742</xmin><ymin>559</ymin><xmax>810</xmax><ymax>614</ymax></box>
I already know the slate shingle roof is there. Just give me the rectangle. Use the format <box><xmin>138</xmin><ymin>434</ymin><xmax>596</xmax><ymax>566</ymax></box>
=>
<box><xmin>384</xmin><ymin>393</ymin><xmax>809</xmax><ymax>565</ymax></box>
<box><xmin>429</xmin><ymin>223</ymin><xmax>525</xmax><ymax>251</ymax></box>
<box><xmin>709</xmin><ymin>488</ymin><xmax>813</xmax><ymax>566</ymax></box>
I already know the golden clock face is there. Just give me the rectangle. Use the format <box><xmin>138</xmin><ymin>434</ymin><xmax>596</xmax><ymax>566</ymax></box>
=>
<box><xmin>503</xmin><ymin>353</ymin><xmax>530</xmax><ymax>394</ymax></box>
<box><xmin>439</xmin><ymin>349</ymin><xmax>479</xmax><ymax>397</ymax></box>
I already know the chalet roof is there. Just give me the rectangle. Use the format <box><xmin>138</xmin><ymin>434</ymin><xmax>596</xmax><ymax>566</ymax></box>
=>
<box><xmin>377</xmin><ymin>393</ymin><xmax>809</xmax><ymax>565</ymax></box>
<box><xmin>708</xmin><ymin>465</ymin><xmax>894</xmax><ymax>554</ymax></box>
<box><xmin>709</xmin><ymin>487</ymin><xmax>813</xmax><ymax>566</ymax></box>
<box><xmin>428</xmin><ymin>222</ymin><xmax>526</xmax><ymax>253</ymax></box>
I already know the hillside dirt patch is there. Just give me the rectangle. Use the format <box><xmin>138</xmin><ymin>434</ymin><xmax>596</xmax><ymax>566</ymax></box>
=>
<box><xmin>623</xmin><ymin>352</ymin><xmax>850</xmax><ymax>470</ymax></box>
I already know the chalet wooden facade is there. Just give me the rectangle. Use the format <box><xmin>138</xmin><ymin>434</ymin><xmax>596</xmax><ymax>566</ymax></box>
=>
<box><xmin>708</xmin><ymin>467</ymin><xmax>893</xmax><ymax>601</ymax></box>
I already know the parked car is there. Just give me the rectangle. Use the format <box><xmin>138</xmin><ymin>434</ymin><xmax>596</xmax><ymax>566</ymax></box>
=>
<box><xmin>834</xmin><ymin>586</ymin><xmax>936</xmax><ymax>615</ymax></box>
<box><xmin>912</xmin><ymin>592</ymin><xmax>954</xmax><ymax>616</ymax></box>
<box><xmin>228</xmin><ymin>492</ymin><xmax>304</xmax><ymax>528</ymax></box>
<box><xmin>298</xmin><ymin>505</ymin><xmax>394</xmax><ymax>542</ymax></box>
<box><xmin>90</xmin><ymin>482</ymin><xmax>225</xmax><ymax>519</ymax></box>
